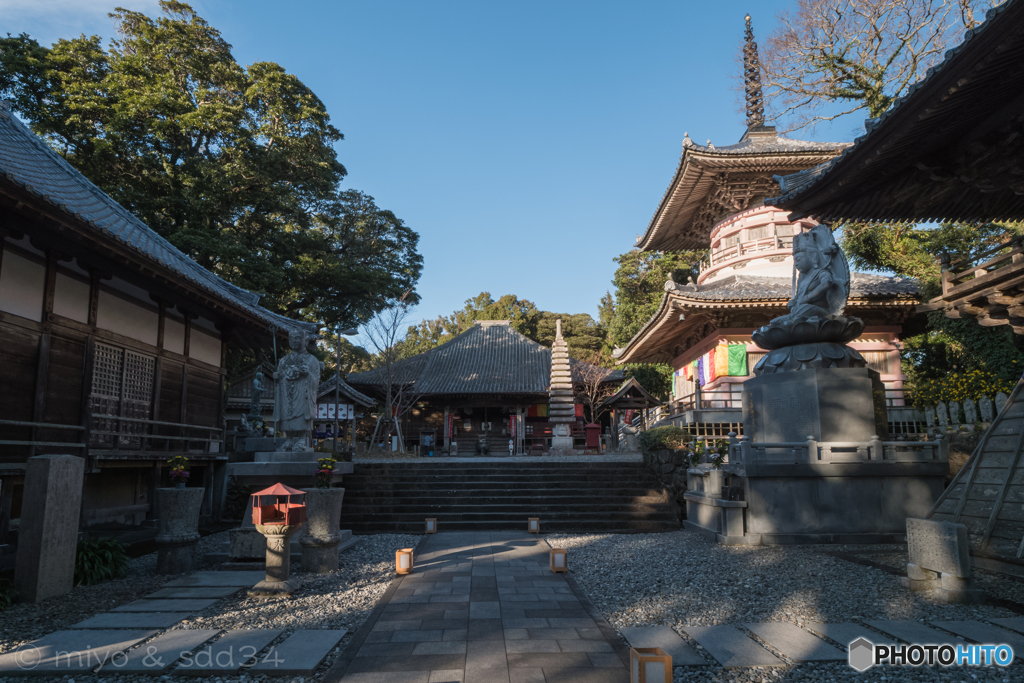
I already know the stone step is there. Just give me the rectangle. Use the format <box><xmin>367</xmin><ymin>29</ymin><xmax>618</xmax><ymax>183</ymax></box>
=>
<box><xmin>345</xmin><ymin>519</ymin><xmax>677</xmax><ymax>533</ymax></box>
<box><xmin>619</xmin><ymin>626</ymin><xmax>706</xmax><ymax>666</ymax></box>
<box><xmin>803</xmin><ymin>622</ymin><xmax>896</xmax><ymax>647</ymax></box>
<box><xmin>745</xmin><ymin>622</ymin><xmax>846</xmax><ymax>662</ymax></box>
<box><xmin>175</xmin><ymin>629</ymin><xmax>282</xmax><ymax>675</ymax></box>
<box><xmin>116</xmin><ymin>629</ymin><xmax>221</xmax><ymax>674</ymax></box>
<box><xmin>112</xmin><ymin>598</ymin><xmax>219</xmax><ymax>612</ymax></box>
<box><xmin>865</xmin><ymin>620</ymin><xmax>965</xmax><ymax>646</ymax></box>
<box><xmin>682</xmin><ymin>625</ymin><xmax>785</xmax><ymax>668</ymax></box>
<box><xmin>251</xmin><ymin>629</ymin><xmax>348</xmax><ymax>675</ymax></box>
<box><xmin>0</xmin><ymin>630</ymin><xmax>157</xmax><ymax>674</ymax></box>
<box><xmin>72</xmin><ymin>612</ymin><xmax>192</xmax><ymax>629</ymax></box>
<box><xmin>932</xmin><ymin>620</ymin><xmax>1024</xmax><ymax>651</ymax></box>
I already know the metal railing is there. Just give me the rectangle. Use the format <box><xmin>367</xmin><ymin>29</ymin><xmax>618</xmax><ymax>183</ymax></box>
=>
<box><xmin>88</xmin><ymin>415</ymin><xmax>223</xmax><ymax>456</ymax></box>
<box><xmin>0</xmin><ymin>419</ymin><xmax>87</xmax><ymax>459</ymax></box>
<box><xmin>732</xmin><ymin>434</ymin><xmax>947</xmax><ymax>465</ymax></box>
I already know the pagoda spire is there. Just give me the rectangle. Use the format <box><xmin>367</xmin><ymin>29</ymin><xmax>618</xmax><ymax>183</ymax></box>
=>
<box><xmin>547</xmin><ymin>319</ymin><xmax>577</xmax><ymax>454</ymax></box>
<box><xmin>743</xmin><ymin>14</ymin><xmax>766</xmax><ymax>129</ymax></box>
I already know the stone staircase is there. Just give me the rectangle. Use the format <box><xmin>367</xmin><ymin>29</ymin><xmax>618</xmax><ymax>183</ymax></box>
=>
<box><xmin>339</xmin><ymin>461</ymin><xmax>679</xmax><ymax>533</ymax></box>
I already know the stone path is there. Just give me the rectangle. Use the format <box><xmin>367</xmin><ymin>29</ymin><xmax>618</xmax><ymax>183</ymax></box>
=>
<box><xmin>0</xmin><ymin>571</ymin><xmax>346</xmax><ymax>677</ymax></box>
<box><xmin>330</xmin><ymin>531</ymin><xmax>632</xmax><ymax>683</ymax></box>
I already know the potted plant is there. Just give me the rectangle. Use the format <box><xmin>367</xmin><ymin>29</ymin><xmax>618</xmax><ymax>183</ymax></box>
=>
<box><xmin>302</xmin><ymin>457</ymin><xmax>346</xmax><ymax>573</ymax></box>
<box><xmin>168</xmin><ymin>455</ymin><xmax>190</xmax><ymax>488</ymax></box>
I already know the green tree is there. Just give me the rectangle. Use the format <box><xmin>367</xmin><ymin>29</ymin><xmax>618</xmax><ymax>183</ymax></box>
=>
<box><xmin>606</xmin><ymin>249</ymin><xmax>703</xmax><ymax>347</ymax></box>
<box><xmin>0</xmin><ymin>1</ymin><xmax>421</xmax><ymax>327</ymax></box>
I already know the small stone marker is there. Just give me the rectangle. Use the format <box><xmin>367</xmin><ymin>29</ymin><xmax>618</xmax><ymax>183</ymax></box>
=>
<box><xmin>114</xmin><ymin>629</ymin><xmax>221</xmax><ymax>673</ymax></box>
<box><xmin>619</xmin><ymin>626</ymin><xmax>706</xmax><ymax>666</ymax></box>
<box><xmin>804</xmin><ymin>622</ymin><xmax>895</xmax><ymax>647</ymax></box>
<box><xmin>932</xmin><ymin>620</ymin><xmax>1024</xmax><ymax>651</ymax></box>
<box><xmin>72</xmin><ymin>612</ymin><xmax>192</xmax><ymax>629</ymax></box>
<box><xmin>175</xmin><ymin>629</ymin><xmax>282</xmax><ymax>675</ymax></box>
<box><xmin>146</xmin><ymin>586</ymin><xmax>243</xmax><ymax>599</ymax></box>
<box><xmin>14</xmin><ymin>454</ymin><xmax>85</xmax><ymax>602</ymax></box>
<box><xmin>112</xmin><ymin>598</ymin><xmax>218</xmax><ymax>612</ymax></box>
<box><xmin>964</xmin><ymin>398</ymin><xmax>977</xmax><ymax>425</ymax></box>
<box><xmin>949</xmin><ymin>401</ymin><xmax>961</xmax><ymax>427</ymax></box>
<box><xmin>925</xmin><ymin>406</ymin><xmax>935</xmax><ymax>427</ymax></box>
<box><xmin>682</xmin><ymin>624</ymin><xmax>785</xmax><ymax>668</ymax></box>
<box><xmin>744</xmin><ymin>622</ymin><xmax>846</xmax><ymax>662</ymax></box>
<box><xmin>250</xmin><ymin>629</ymin><xmax>347</xmax><ymax>675</ymax></box>
<box><xmin>937</xmin><ymin>402</ymin><xmax>949</xmax><ymax>429</ymax></box>
<box><xmin>903</xmin><ymin>517</ymin><xmax>982</xmax><ymax>602</ymax></box>
<box><xmin>980</xmin><ymin>395</ymin><xmax>995</xmax><ymax>422</ymax></box>
<box><xmin>996</xmin><ymin>391</ymin><xmax>1009</xmax><ymax>415</ymax></box>
<box><xmin>164</xmin><ymin>571</ymin><xmax>265</xmax><ymax>587</ymax></box>
<box><xmin>0</xmin><ymin>630</ymin><xmax>155</xmax><ymax>674</ymax></box>
<box><xmin>865</xmin><ymin>620</ymin><xmax>964</xmax><ymax>647</ymax></box>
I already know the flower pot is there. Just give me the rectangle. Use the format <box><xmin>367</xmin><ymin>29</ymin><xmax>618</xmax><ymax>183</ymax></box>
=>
<box><xmin>300</xmin><ymin>487</ymin><xmax>346</xmax><ymax>573</ymax></box>
<box><xmin>154</xmin><ymin>487</ymin><xmax>204</xmax><ymax>574</ymax></box>
<box><xmin>174</xmin><ymin>482</ymin><xmax>186</xmax><ymax>489</ymax></box>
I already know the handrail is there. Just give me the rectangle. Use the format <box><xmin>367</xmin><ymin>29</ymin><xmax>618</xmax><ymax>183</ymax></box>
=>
<box><xmin>0</xmin><ymin>419</ymin><xmax>85</xmax><ymax>431</ymax></box>
<box><xmin>92</xmin><ymin>414</ymin><xmax>221</xmax><ymax>432</ymax></box>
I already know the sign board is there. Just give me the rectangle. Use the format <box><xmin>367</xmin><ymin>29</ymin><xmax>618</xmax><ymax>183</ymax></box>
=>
<box><xmin>317</xmin><ymin>404</ymin><xmax>328</xmax><ymax>419</ymax></box>
<box><xmin>906</xmin><ymin>517</ymin><xmax>971</xmax><ymax>578</ymax></box>
<box><xmin>318</xmin><ymin>403</ymin><xmax>355</xmax><ymax>420</ymax></box>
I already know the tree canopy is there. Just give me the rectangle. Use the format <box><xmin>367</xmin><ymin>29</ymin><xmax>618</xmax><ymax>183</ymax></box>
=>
<box><xmin>0</xmin><ymin>1</ymin><xmax>421</xmax><ymax>327</ymax></box>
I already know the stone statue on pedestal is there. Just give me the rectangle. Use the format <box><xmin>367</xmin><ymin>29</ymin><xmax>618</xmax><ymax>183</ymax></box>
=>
<box><xmin>751</xmin><ymin>224</ymin><xmax>867</xmax><ymax>374</ymax></box>
<box><xmin>249</xmin><ymin>370</ymin><xmax>266</xmax><ymax>422</ymax></box>
<box><xmin>273</xmin><ymin>329</ymin><xmax>323</xmax><ymax>452</ymax></box>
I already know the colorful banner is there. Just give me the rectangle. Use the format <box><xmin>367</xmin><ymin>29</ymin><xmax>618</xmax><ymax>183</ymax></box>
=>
<box><xmin>509</xmin><ymin>415</ymin><xmax>517</xmax><ymax>439</ymax></box>
<box><xmin>574</xmin><ymin>404</ymin><xmax>584</xmax><ymax>417</ymax></box>
<box><xmin>446</xmin><ymin>413</ymin><xmax>454</xmax><ymax>439</ymax></box>
<box><xmin>727</xmin><ymin>344</ymin><xmax>748</xmax><ymax>376</ymax></box>
<box><xmin>715</xmin><ymin>344</ymin><xmax>730</xmax><ymax>377</ymax></box>
<box><xmin>708</xmin><ymin>348</ymin><xmax>717</xmax><ymax>383</ymax></box>
<box><xmin>696</xmin><ymin>356</ymin><xmax>705</xmax><ymax>387</ymax></box>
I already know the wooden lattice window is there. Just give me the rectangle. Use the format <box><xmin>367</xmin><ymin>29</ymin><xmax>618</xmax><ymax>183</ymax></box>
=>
<box><xmin>89</xmin><ymin>343</ymin><xmax>154</xmax><ymax>447</ymax></box>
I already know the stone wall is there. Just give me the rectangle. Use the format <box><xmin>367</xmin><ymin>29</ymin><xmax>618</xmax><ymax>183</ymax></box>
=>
<box><xmin>641</xmin><ymin>447</ymin><xmax>688</xmax><ymax>523</ymax></box>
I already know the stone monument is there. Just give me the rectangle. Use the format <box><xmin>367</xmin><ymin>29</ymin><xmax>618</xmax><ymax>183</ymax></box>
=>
<box><xmin>548</xmin><ymin>319</ymin><xmax>577</xmax><ymax>455</ymax></box>
<box><xmin>743</xmin><ymin>225</ymin><xmax>887</xmax><ymax>443</ymax></box>
<box><xmin>154</xmin><ymin>487</ymin><xmax>204</xmax><ymax>574</ymax></box>
<box><xmin>300</xmin><ymin>488</ymin><xmax>346</xmax><ymax>573</ymax></box>
<box><xmin>14</xmin><ymin>455</ymin><xmax>84</xmax><ymax>602</ymax></box>
<box><xmin>980</xmin><ymin>394</ymin><xmax>994</xmax><ymax>422</ymax></box>
<box><xmin>273</xmin><ymin>328</ymin><xmax>323</xmax><ymax>452</ymax></box>
<box><xmin>902</xmin><ymin>517</ymin><xmax>984</xmax><ymax>603</ymax></box>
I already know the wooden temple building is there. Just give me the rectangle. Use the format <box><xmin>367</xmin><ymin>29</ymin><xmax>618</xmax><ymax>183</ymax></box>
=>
<box><xmin>0</xmin><ymin>102</ymin><xmax>314</xmax><ymax>531</ymax></box>
<box><xmin>771</xmin><ymin>0</ymin><xmax>1024</xmax><ymax>573</ymax></box>
<box><xmin>346</xmin><ymin>320</ymin><xmax>623</xmax><ymax>454</ymax></box>
<box><xmin>613</xmin><ymin>16</ymin><xmax>923</xmax><ymax>436</ymax></box>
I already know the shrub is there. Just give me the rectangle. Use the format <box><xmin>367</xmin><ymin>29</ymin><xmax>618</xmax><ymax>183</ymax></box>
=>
<box><xmin>0</xmin><ymin>576</ymin><xmax>17</xmax><ymax>609</ymax></box>
<box><xmin>74</xmin><ymin>538</ymin><xmax>129</xmax><ymax>586</ymax></box>
<box><xmin>639</xmin><ymin>426</ymin><xmax>691</xmax><ymax>454</ymax></box>
<box><xmin>910</xmin><ymin>370</ymin><xmax>1015</xmax><ymax>411</ymax></box>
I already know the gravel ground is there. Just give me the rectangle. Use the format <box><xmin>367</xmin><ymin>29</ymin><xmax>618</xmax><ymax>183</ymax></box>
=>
<box><xmin>0</xmin><ymin>531</ymin><xmax>417</xmax><ymax>682</ymax></box>
<box><xmin>548</xmin><ymin>531</ymin><xmax>1024</xmax><ymax>682</ymax></box>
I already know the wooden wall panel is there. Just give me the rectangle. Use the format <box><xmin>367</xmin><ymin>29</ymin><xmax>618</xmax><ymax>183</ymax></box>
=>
<box><xmin>43</xmin><ymin>333</ymin><xmax>86</xmax><ymax>426</ymax></box>
<box><xmin>186</xmin><ymin>368</ymin><xmax>221</xmax><ymax>428</ymax></box>
<box><xmin>0</xmin><ymin>322</ymin><xmax>39</xmax><ymax>461</ymax></box>
<box><xmin>159</xmin><ymin>359</ymin><xmax>183</xmax><ymax>425</ymax></box>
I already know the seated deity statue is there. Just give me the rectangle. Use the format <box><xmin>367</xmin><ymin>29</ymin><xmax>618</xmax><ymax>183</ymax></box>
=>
<box><xmin>776</xmin><ymin>224</ymin><xmax>850</xmax><ymax>324</ymax></box>
<box><xmin>273</xmin><ymin>328</ymin><xmax>323</xmax><ymax>451</ymax></box>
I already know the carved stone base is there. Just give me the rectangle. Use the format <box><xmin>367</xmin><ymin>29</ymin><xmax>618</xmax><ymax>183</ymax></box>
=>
<box><xmin>753</xmin><ymin>342</ymin><xmax>867</xmax><ymax>375</ymax></box>
<box><xmin>157</xmin><ymin>543</ymin><xmax>198</xmax><ymax>575</ymax></box>
<box><xmin>248</xmin><ymin>577</ymin><xmax>303</xmax><ymax>598</ymax></box>
<box><xmin>301</xmin><ymin>542</ymin><xmax>340</xmax><ymax>573</ymax></box>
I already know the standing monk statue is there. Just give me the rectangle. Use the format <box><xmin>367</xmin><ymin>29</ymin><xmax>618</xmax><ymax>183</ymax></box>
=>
<box><xmin>273</xmin><ymin>328</ymin><xmax>323</xmax><ymax>451</ymax></box>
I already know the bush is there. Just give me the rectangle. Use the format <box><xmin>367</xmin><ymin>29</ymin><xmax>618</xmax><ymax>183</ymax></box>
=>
<box><xmin>74</xmin><ymin>538</ymin><xmax>129</xmax><ymax>586</ymax></box>
<box><xmin>639</xmin><ymin>426</ymin><xmax>691</xmax><ymax>454</ymax></box>
<box><xmin>0</xmin><ymin>576</ymin><xmax>17</xmax><ymax>609</ymax></box>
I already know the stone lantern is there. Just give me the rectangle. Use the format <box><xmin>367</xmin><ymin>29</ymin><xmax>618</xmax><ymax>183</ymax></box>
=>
<box><xmin>248</xmin><ymin>483</ymin><xmax>306</xmax><ymax>598</ymax></box>
<box><xmin>154</xmin><ymin>486</ymin><xmax>205</xmax><ymax>574</ymax></box>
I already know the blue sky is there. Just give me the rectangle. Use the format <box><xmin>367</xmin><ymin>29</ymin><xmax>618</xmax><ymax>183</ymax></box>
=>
<box><xmin>5</xmin><ymin>0</ymin><xmax>867</xmax><ymax>327</ymax></box>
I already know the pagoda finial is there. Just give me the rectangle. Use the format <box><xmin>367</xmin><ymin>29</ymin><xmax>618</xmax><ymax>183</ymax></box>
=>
<box><xmin>743</xmin><ymin>14</ymin><xmax>765</xmax><ymax>128</ymax></box>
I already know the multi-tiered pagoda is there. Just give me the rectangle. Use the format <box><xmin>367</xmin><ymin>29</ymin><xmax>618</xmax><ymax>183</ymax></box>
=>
<box><xmin>613</xmin><ymin>16</ymin><xmax>922</xmax><ymax>434</ymax></box>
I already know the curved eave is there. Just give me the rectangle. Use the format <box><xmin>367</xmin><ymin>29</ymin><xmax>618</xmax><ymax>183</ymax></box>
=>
<box><xmin>635</xmin><ymin>147</ymin><xmax>847</xmax><ymax>253</ymax></box>
<box><xmin>614</xmin><ymin>289</ymin><xmax>920</xmax><ymax>365</ymax></box>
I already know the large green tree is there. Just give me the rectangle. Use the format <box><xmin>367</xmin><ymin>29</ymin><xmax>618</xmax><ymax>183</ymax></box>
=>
<box><xmin>0</xmin><ymin>1</ymin><xmax>421</xmax><ymax>326</ymax></box>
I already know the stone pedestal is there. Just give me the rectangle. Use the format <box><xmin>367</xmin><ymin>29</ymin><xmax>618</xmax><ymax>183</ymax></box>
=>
<box><xmin>154</xmin><ymin>487</ymin><xmax>204</xmax><ymax>574</ymax></box>
<box><xmin>248</xmin><ymin>523</ymin><xmax>303</xmax><ymax>598</ymax></box>
<box><xmin>300</xmin><ymin>488</ymin><xmax>345</xmax><ymax>573</ymax></box>
<box><xmin>14</xmin><ymin>455</ymin><xmax>84</xmax><ymax>603</ymax></box>
<box><xmin>742</xmin><ymin>367</ymin><xmax>888</xmax><ymax>443</ymax></box>
<box><xmin>549</xmin><ymin>423</ymin><xmax>575</xmax><ymax>456</ymax></box>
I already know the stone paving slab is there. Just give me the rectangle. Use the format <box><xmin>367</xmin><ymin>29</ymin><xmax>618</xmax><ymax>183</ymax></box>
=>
<box><xmin>0</xmin><ymin>630</ymin><xmax>156</xmax><ymax>675</ymax></box>
<box><xmin>163</xmin><ymin>571</ymin><xmax>265</xmax><ymax>587</ymax></box>
<box><xmin>250</xmin><ymin>629</ymin><xmax>347</xmax><ymax>675</ymax></box>
<box><xmin>114</xmin><ymin>629</ymin><xmax>221</xmax><ymax>674</ymax></box>
<box><xmin>175</xmin><ymin>629</ymin><xmax>282</xmax><ymax>675</ymax></box>
<box><xmin>990</xmin><ymin>617</ymin><xmax>1024</xmax><ymax>634</ymax></box>
<box><xmin>866</xmin><ymin>620</ymin><xmax>965</xmax><ymax>646</ymax></box>
<box><xmin>146</xmin><ymin>586</ymin><xmax>243</xmax><ymax>599</ymax></box>
<box><xmin>112</xmin><ymin>598</ymin><xmax>219</xmax><ymax>612</ymax></box>
<box><xmin>803</xmin><ymin>622</ymin><xmax>896</xmax><ymax>648</ymax></box>
<box><xmin>745</xmin><ymin>622</ymin><xmax>846</xmax><ymax>662</ymax></box>
<box><xmin>683</xmin><ymin>625</ymin><xmax>785</xmax><ymax>668</ymax></box>
<box><xmin>932</xmin><ymin>620</ymin><xmax>1024</xmax><ymax>650</ymax></box>
<box><xmin>619</xmin><ymin>626</ymin><xmax>706</xmax><ymax>666</ymax></box>
<box><xmin>71</xmin><ymin>613</ymin><xmax>192</xmax><ymax>629</ymax></box>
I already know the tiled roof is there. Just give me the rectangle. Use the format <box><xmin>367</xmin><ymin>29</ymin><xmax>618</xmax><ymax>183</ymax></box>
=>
<box><xmin>768</xmin><ymin>0</ymin><xmax>1024</xmax><ymax>220</ymax></box>
<box><xmin>682</xmin><ymin>130</ymin><xmax>848</xmax><ymax>156</ymax></box>
<box><xmin>346</xmin><ymin>321</ymin><xmax>623</xmax><ymax>396</ymax></box>
<box><xmin>317</xmin><ymin>375</ymin><xmax>375</xmax><ymax>407</ymax></box>
<box><xmin>0</xmin><ymin>102</ymin><xmax>314</xmax><ymax>333</ymax></box>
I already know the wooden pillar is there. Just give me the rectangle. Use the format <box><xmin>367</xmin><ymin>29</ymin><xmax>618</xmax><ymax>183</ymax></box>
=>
<box><xmin>87</xmin><ymin>272</ymin><xmax>100</xmax><ymax>328</ymax></box>
<box><xmin>611</xmin><ymin>408</ymin><xmax>619</xmax><ymax>450</ymax></box>
<box><xmin>180</xmin><ymin>365</ymin><xmax>189</xmax><ymax>425</ymax></box>
<box><xmin>42</xmin><ymin>252</ymin><xmax>57</xmax><ymax>319</ymax></box>
<box><xmin>182</xmin><ymin>315</ymin><xmax>192</xmax><ymax>358</ymax></box>
<box><xmin>29</xmin><ymin>333</ymin><xmax>51</xmax><ymax>458</ymax></box>
<box><xmin>0</xmin><ymin>476</ymin><xmax>14</xmax><ymax>544</ymax></box>
<box><xmin>443</xmin><ymin>406</ymin><xmax>450</xmax><ymax>453</ymax></box>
